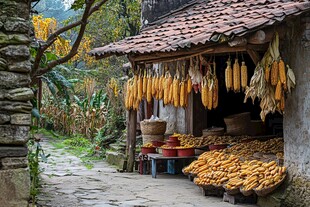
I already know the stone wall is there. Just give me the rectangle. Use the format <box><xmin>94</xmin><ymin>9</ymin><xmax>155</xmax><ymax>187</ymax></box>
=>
<box><xmin>0</xmin><ymin>0</ymin><xmax>32</xmax><ymax>206</ymax></box>
<box><xmin>281</xmin><ymin>13</ymin><xmax>310</xmax><ymax>207</ymax></box>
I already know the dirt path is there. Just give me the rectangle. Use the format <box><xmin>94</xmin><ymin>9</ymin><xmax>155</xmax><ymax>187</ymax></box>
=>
<box><xmin>36</xmin><ymin>135</ymin><xmax>258</xmax><ymax>207</ymax></box>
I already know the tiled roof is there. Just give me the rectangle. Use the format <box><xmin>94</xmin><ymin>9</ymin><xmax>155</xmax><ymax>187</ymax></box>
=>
<box><xmin>89</xmin><ymin>0</ymin><xmax>310</xmax><ymax>58</ymax></box>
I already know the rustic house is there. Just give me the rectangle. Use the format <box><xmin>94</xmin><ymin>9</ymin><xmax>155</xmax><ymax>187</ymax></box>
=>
<box><xmin>90</xmin><ymin>0</ymin><xmax>310</xmax><ymax>206</ymax></box>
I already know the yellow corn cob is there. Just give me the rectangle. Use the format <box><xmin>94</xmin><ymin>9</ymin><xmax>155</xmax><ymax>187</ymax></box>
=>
<box><xmin>275</xmin><ymin>80</ymin><xmax>282</xmax><ymax>101</ymax></box>
<box><xmin>187</xmin><ymin>77</ymin><xmax>192</xmax><ymax>94</ymax></box>
<box><xmin>265</xmin><ymin>64</ymin><xmax>270</xmax><ymax>83</ymax></box>
<box><xmin>207</xmin><ymin>84</ymin><xmax>213</xmax><ymax>110</ymax></box>
<box><xmin>225</xmin><ymin>60</ymin><xmax>233</xmax><ymax>91</ymax></box>
<box><xmin>133</xmin><ymin>75</ymin><xmax>138</xmax><ymax>101</ymax></box>
<box><xmin>147</xmin><ymin>76</ymin><xmax>152</xmax><ymax>103</ymax></box>
<box><xmin>212</xmin><ymin>78</ymin><xmax>218</xmax><ymax>109</ymax></box>
<box><xmin>133</xmin><ymin>99</ymin><xmax>139</xmax><ymax>110</ymax></box>
<box><xmin>233</xmin><ymin>58</ymin><xmax>240</xmax><ymax>92</ymax></box>
<box><xmin>167</xmin><ymin>73</ymin><xmax>173</xmax><ymax>104</ymax></box>
<box><xmin>241</xmin><ymin>61</ymin><xmax>248</xmax><ymax>91</ymax></box>
<box><xmin>280</xmin><ymin>92</ymin><xmax>285</xmax><ymax>111</ymax></box>
<box><xmin>271</xmin><ymin>61</ymin><xmax>279</xmax><ymax>86</ymax></box>
<box><xmin>278</xmin><ymin>59</ymin><xmax>286</xmax><ymax>85</ymax></box>
<box><xmin>129</xmin><ymin>82</ymin><xmax>134</xmax><ymax>108</ymax></box>
<box><xmin>137</xmin><ymin>75</ymin><xmax>143</xmax><ymax>101</ymax></box>
<box><xmin>173</xmin><ymin>76</ymin><xmax>179</xmax><ymax>107</ymax></box>
<box><xmin>163</xmin><ymin>74</ymin><xmax>169</xmax><ymax>105</ymax></box>
<box><xmin>142</xmin><ymin>74</ymin><xmax>147</xmax><ymax>97</ymax></box>
<box><xmin>180</xmin><ymin>81</ymin><xmax>185</xmax><ymax>107</ymax></box>
<box><xmin>201</xmin><ymin>78</ymin><xmax>208</xmax><ymax>108</ymax></box>
<box><xmin>125</xmin><ymin>80</ymin><xmax>130</xmax><ymax>109</ymax></box>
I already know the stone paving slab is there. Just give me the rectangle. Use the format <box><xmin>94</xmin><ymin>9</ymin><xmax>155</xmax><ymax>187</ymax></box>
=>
<box><xmin>36</xmin><ymin>136</ymin><xmax>258</xmax><ymax>207</ymax></box>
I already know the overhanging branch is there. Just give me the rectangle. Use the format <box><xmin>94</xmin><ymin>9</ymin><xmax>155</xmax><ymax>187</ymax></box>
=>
<box><xmin>32</xmin><ymin>0</ymin><xmax>108</xmax><ymax>78</ymax></box>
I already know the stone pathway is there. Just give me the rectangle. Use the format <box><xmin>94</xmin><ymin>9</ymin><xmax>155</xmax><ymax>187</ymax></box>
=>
<box><xmin>37</xmin><ymin>135</ymin><xmax>258</xmax><ymax>207</ymax></box>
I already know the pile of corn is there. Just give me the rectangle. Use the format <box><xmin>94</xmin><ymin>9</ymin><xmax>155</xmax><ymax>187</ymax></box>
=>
<box><xmin>183</xmin><ymin>142</ymin><xmax>286</xmax><ymax>194</ymax></box>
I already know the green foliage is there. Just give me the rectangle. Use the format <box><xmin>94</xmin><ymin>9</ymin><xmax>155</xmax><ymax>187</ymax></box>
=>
<box><xmin>63</xmin><ymin>136</ymin><xmax>91</xmax><ymax>148</ymax></box>
<box><xmin>71</xmin><ymin>0</ymin><xmax>85</xmax><ymax>11</ymax></box>
<box><xmin>28</xmin><ymin>133</ymin><xmax>50</xmax><ymax>204</ymax></box>
<box><xmin>87</xmin><ymin>0</ymin><xmax>141</xmax><ymax>45</ymax></box>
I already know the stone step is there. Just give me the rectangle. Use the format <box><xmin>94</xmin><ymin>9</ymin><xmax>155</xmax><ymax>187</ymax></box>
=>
<box><xmin>105</xmin><ymin>151</ymin><xmax>126</xmax><ymax>170</ymax></box>
<box><xmin>109</xmin><ymin>143</ymin><xmax>126</xmax><ymax>152</ymax></box>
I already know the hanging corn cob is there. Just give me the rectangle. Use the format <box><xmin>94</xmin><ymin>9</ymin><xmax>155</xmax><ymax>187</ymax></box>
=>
<box><xmin>133</xmin><ymin>75</ymin><xmax>138</xmax><ymax>101</ymax></box>
<box><xmin>275</xmin><ymin>80</ymin><xmax>282</xmax><ymax>101</ymax></box>
<box><xmin>233</xmin><ymin>58</ymin><xmax>241</xmax><ymax>92</ymax></box>
<box><xmin>142</xmin><ymin>72</ymin><xmax>147</xmax><ymax>97</ymax></box>
<box><xmin>207</xmin><ymin>73</ymin><xmax>213</xmax><ymax>110</ymax></box>
<box><xmin>225</xmin><ymin>59</ymin><xmax>233</xmax><ymax>91</ymax></box>
<box><xmin>271</xmin><ymin>32</ymin><xmax>280</xmax><ymax>86</ymax></box>
<box><xmin>137</xmin><ymin>74</ymin><xmax>143</xmax><ymax>101</ymax></box>
<box><xmin>146</xmin><ymin>74</ymin><xmax>152</xmax><ymax>103</ymax></box>
<box><xmin>278</xmin><ymin>58</ymin><xmax>286</xmax><ymax>85</ymax></box>
<box><xmin>163</xmin><ymin>72</ymin><xmax>170</xmax><ymax>105</ymax></box>
<box><xmin>201</xmin><ymin>76</ymin><xmax>208</xmax><ymax>108</ymax></box>
<box><xmin>187</xmin><ymin>75</ymin><xmax>192</xmax><ymax>94</ymax></box>
<box><xmin>212</xmin><ymin>77</ymin><xmax>218</xmax><ymax>109</ymax></box>
<box><xmin>129</xmin><ymin>81</ymin><xmax>134</xmax><ymax>108</ymax></box>
<box><xmin>211</xmin><ymin>60</ymin><xmax>218</xmax><ymax>109</ymax></box>
<box><xmin>241</xmin><ymin>61</ymin><xmax>248</xmax><ymax>91</ymax></box>
<box><xmin>173</xmin><ymin>70</ymin><xmax>180</xmax><ymax>107</ymax></box>
<box><xmin>271</xmin><ymin>61</ymin><xmax>279</xmax><ymax>86</ymax></box>
<box><xmin>179</xmin><ymin>81</ymin><xmax>185</xmax><ymax>107</ymax></box>
<box><xmin>124</xmin><ymin>79</ymin><xmax>131</xmax><ymax>110</ymax></box>
<box><xmin>265</xmin><ymin>53</ymin><xmax>272</xmax><ymax>83</ymax></box>
<box><xmin>158</xmin><ymin>73</ymin><xmax>164</xmax><ymax>100</ymax></box>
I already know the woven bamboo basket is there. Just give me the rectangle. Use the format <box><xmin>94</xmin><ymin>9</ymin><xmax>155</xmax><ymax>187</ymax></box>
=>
<box><xmin>224</xmin><ymin>112</ymin><xmax>251</xmax><ymax>136</ymax></box>
<box><xmin>240</xmin><ymin>186</ymin><xmax>255</xmax><ymax>196</ymax></box>
<box><xmin>254</xmin><ymin>175</ymin><xmax>286</xmax><ymax>197</ymax></box>
<box><xmin>142</xmin><ymin>134</ymin><xmax>164</xmax><ymax>145</ymax></box>
<box><xmin>140</xmin><ymin>120</ymin><xmax>167</xmax><ymax>135</ymax></box>
<box><xmin>223</xmin><ymin>184</ymin><xmax>240</xmax><ymax>195</ymax></box>
<box><xmin>202</xmin><ymin>127</ymin><xmax>224</xmax><ymax>137</ymax></box>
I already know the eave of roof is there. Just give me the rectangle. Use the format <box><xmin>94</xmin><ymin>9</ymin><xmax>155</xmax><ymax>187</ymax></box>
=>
<box><xmin>89</xmin><ymin>0</ymin><xmax>310</xmax><ymax>60</ymax></box>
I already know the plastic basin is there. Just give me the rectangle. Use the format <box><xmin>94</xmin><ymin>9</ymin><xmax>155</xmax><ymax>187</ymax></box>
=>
<box><xmin>177</xmin><ymin>148</ymin><xmax>195</xmax><ymax>157</ymax></box>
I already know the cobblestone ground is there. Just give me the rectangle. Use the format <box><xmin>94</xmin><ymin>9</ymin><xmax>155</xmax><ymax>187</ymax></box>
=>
<box><xmin>36</xmin><ymin>135</ymin><xmax>258</xmax><ymax>207</ymax></box>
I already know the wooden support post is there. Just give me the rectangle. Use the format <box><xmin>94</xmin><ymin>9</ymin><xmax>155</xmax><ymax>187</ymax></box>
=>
<box><xmin>247</xmin><ymin>49</ymin><xmax>260</xmax><ymax>66</ymax></box>
<box><xmin>126</xmin><ymin>109</ymin><xmax>137</xmax><ymax>172</ymax></box>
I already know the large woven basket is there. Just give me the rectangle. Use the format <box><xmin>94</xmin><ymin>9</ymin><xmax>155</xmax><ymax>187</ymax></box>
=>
<box><xmin>142</xmin><ymin>134</ymin><xmax>164</xmax><ymax>145</ymax></box>
<box><xmin>224</xmin><ymin>112</ymin><xmax>251</xmax><ymax>135</ymax></box>
<box><xmin>254</xmin><ymin>175</ymin><xmax>286</xmax><ymax>197</ymax></box>
<box><xmin>202</xmin><ymin>127</ymin><xmax>224</xmax><ymax>137</ymax></box>
<box><xmin>140</xmin><ymin>120</ymin><xmax>167</xmax><ymax>135</ymax></box>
